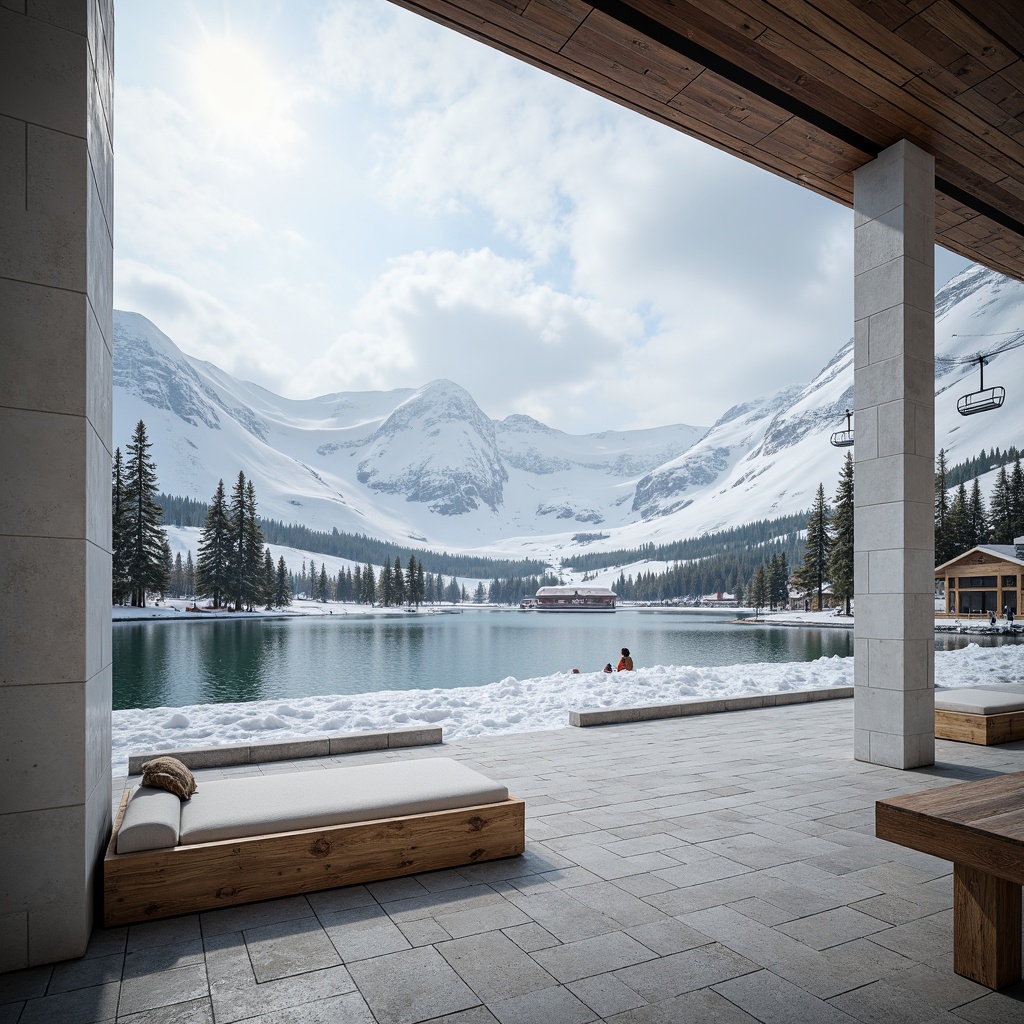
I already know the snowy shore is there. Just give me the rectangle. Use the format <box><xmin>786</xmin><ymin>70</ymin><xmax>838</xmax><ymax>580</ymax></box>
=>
<box><xmin>111</xmin><ymin>641</ymin><xmax>1024</xmax><ymax>777</ymax></box>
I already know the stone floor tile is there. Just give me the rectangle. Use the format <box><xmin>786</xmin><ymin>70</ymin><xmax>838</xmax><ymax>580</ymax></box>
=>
<box><xmin>713</xmin><ymin>968</ymin><xmax>860</xmax><ymax>1022</ymax></box>
<box><xmin>605</xmin><ymin>986</ymin><xmax>760</xmax><ymax>1024</ymax></box>
<box><xmin>321</xmin><ymin>904</ymin><xmax>412</xmax><ymax>962</ymax></box>
<box><xmin>851</xmin><ymin>891</ymin><xmax>951</xmax><ymax>927</ymax></box>
<box><xmin>503</xmin><ymin>891</ymin><xmax>619</xmax><ymax>943</ymax></box>
<box><xmin>420</xmin><ymin>1008</ymin><xmax>500</xmax><ymax>1024</ymax></box>
<box><xmin>435</xmin><ymin>900</ymin><xmax>533</xmax><ymax>939</ymax></box>
<box><xmin>117</xmin><ymin>963</ymin><xmax>209</xmax><ymax>1017</ymax></box>
<box><xmin>882</xmin><ymin>963</ymin><xmax>993</xmax><ymax>1012</ymax></box>
<box><xmin>613</xmin><ymin>942</ymin><xmax>758</xmax><ymax>1001</ymax></box>
<box><xmin>397</xmin><ymin>918</ymin><xmax>452</xmax><ymax>947</ymax></box>
<box><xmin>438</xmin><ymin>931</ymin><xmax>557</xmax><ymax>1001</ymax></box>
<box><xmin>768</xmin><ymin>937</ymin><xmax>917</xmax><ymax>1001</ymax></box>
<box><xmin>486</xmin><ymin>984</ymin><xmax>596</xmax><ymax>1024</ymax></box>
<box><xmin>531</xmin><ymin>930</ymin><xmax>656</xmax><ymax>983</ymax></box>
<box><xmin>347</xmin><ymin>946</ymin><xmax>480</xmax><ymax>1024</ymax></box>
<box><xmin>419</xmin><ymin>870</ymin><xmax>483</xmax><ymax>894</ymax></box>
<box><xmin>868</xmin><ymin>910</ymin><xmax>954</xmax><ymax>963</ymax></box>
<box><xmin>84</xmin><ymin>927</ymin><xmax>128</xmax><ymax>961</ymax></box>
<box><xmin>223</xmin><ymin>990</ymin><xmax>376</xmax><ymax>1024</ymax></box>
<box><xmin>828</xmin><ymin>977</ymin><xmax>956</xmax><ymax>1024</ymax></box>
<box><xmin>952</xmin><ymin>987</ymin><xmax>1024</xmax><ymax>1023</ymax></box>
<box><xmin>611</xmin><ymin>874</ymin><xmax>678</xmax><ymax>898</ymax></box>
<box><xmin>124</xmin><ymin>938</ymin><xmax>205</xmax><ymax>979</ymax></box>
<box><xmin>127</xmin><ymin>916</ymin><xmax>202</xmax><ymax>953</ymax></box>
<box><xmin>567</xmin><ymin>973</ymin><xmax>646</xmax><ymax>1017</ymax></box>
<box><xmin>502</xmin><ymin>923</ymin><xmax>561</xmax><ymax>954</ymax></box>
<box><xmin>306</xmin><ymin>886</ymin><xmax>378</xmax><ymax>916</ymax></box>
<box><xmin>116</xmin><ymin>996</ymin><xmax>214</xmax><ymax>1023</ymax></box>
<box><xmin>0</xmin><ymin>964</ymin><xmax>52</xmax><ymax>1004</ymax></box>
<box><xmin>0</xmin><ymin>1004</ymin><xmax>22</xmax><ymax>1024</ymax></box>
<box><xmin>381</xmin><ymin>885</ymin><xmax>506</xmax><ymax>924</ymax></box>
<box><xmin>562</xmin><ymin>881</ymin><xmax>666</xmax><ymax>928</ymax></box>
<box><xmin>49</xmin><ymin>952</ymin><xmax>124</xmax><ymax>994</ymax></box>
<box><xmin>653</xmin><ymin>853</ymin><xmax>753</xmax><ymax>889</ymax></box>
<box><xmin>245</xmin><ymin>917</ymin><xmax>341</xmax><ymax>982</ymax></box>
<box><xmin>17</xmin><ymin>982</ymin><xmax>121</xmax><ymax>1024</ymax></box>
<box><xmin>775</xmin><ymin>905</ymin><xmax>892</xmax><ymax>950</ymax></box>
<box><xmin>682</xmin><ymin>905</ymin><xmax>819</xmax><ymax>970</ymax></box>
<box><xmin>726</xmin><ymin>896</ymin><xmax>800</xmax><ymax>926</ymax></box>
<box><xmin>367</xmin><ymin>876</ymin><xmax>431</xmax><ymax>903</ymax></box>
<box><xmin>200</xmin><ymin>895</ymin><xmax>315</xmax><ymax>939</ymax></box>
<box><xmin>625</xmin><ymin>917</ymin><xmax>712</xmax><ymax>956</ymax></box>
<box><xmin>536</xmin><ymin>866</ymin><xmax>603</xmax><ymax>890</ymax></box>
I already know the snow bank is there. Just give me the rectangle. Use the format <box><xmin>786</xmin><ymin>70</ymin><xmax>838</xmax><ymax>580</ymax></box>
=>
<box><xmin>111</xmin><ymin>642</ymin><xmax>1024</xmax><ymax>777</ymax></box>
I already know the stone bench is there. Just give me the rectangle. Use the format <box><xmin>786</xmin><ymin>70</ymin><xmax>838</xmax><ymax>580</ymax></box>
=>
<box><xmin>934</xmin><ymin>688</ymin><xmax>1024</xmax><ymax>745</ymax></box>
<box><xmin>104</xmin><ymin>757</ymin><xmax>524</xmax><ymax>926</ymax></box>
<box><xmin>876</xmin><ymin>771</ymin><xmax>1024</xmax><ymax>989</ymax></box>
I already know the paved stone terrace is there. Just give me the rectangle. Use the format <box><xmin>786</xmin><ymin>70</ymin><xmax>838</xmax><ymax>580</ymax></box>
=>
<box><xmin>4</xmin><ymin>700</ymin><xmax>1024</xmax><ymax>1024</ymax></box>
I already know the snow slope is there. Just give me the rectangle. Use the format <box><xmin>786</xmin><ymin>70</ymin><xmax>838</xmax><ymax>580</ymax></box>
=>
<box><xmin>114</xmin><ymin>264</ymin><xmax>1024</xmax><ymax>561</ymax></box>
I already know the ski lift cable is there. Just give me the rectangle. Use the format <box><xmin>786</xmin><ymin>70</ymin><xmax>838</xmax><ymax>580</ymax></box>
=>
<box><xmin>936</xmin><ymin>330</ymin><xmax>1024</xmax><ymax>369</ymax></box>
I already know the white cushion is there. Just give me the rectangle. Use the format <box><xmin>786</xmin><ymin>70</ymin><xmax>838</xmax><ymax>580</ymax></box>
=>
<box><xmin>934</xmin><ymin>688</ymin><xmax>1024</xmax><ymax>715</ymax></box>
<box><xmin>179</xmin><ymin>757</ymin><xmax>509</xmax><ymax>846</ymax></box>
<box><xmin>116</xmin><ymin>785</ymin><xmax>181</xmax><ymax>853</ymax></box>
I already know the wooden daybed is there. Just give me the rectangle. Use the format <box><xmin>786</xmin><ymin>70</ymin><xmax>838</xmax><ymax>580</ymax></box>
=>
<box><xmin>934</xmin><ymin>688</ymin><xmax>1024</xmax><ymax>745</ymax></box>
<box><xmin>104</xmin><ymin>757</ymin><xmax>525</xmax><ymax>926</ymax></box>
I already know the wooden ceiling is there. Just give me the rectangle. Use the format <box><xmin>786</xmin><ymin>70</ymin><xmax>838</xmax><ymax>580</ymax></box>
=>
<box><xmin>387</xmin><ymin>0</ymin><xmax>1024</xmax><ymax>284</ymax></box>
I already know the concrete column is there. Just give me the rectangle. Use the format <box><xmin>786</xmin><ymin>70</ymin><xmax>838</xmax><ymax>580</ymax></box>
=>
<box><xmin>0</xmin><ymin>0</ymin><xmax>114</xmax><ymax>969</ymax></box>
<box><xmin>852</xmin><ymin>140</ymin><xmax>935</xmax><ymax>769</ymax></box>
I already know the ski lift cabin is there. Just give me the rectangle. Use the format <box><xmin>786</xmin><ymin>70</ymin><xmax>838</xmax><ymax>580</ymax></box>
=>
<box><xmin>534</xmin><ymin>586</ymin><xmax>617</xmax><ymax>612</ymax></box>
<box><xmin>830</xmin><ymin>409</ymin><xmax>854</xmax><ymax>448</ymax></box>
<box><xmin>957</xmin><ymin>356</ymin><xmax>1005</xmax><ymax>416</ymax></box>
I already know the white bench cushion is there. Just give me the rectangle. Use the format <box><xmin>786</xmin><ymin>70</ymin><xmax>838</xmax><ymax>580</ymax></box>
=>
<box><xmin>117</xmin><ymin>786</ymin><xmax>182</xmax><ymax>854</ymax></box>
<box><xmin>934</xmin><ymin>688</ymin><xmax>1024</xmax><ymax>715</ymax></box>
<box><xmin>179</xmin><ymin>757</ymin><xmax>509</xmax><ymax>846</ymax></box>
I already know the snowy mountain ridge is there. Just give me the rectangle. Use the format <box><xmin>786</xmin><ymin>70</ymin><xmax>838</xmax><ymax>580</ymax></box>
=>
<box><xmin>113</xmin><ymin>263</ymin><xmax>1024</xmax><ymax>560</ymax></box>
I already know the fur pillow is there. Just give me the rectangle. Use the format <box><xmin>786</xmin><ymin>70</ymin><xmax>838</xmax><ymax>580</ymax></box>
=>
<box><xmin>141</xmin><ymin>756</ymin><xmax>198</xmax><ymax>800</ymax></box>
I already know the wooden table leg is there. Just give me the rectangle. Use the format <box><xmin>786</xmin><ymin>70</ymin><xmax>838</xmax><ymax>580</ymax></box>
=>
<box><xmin>953</xmin><ymin>863</ymin><xmax>1022</xmax><ymax>989</ymax></box>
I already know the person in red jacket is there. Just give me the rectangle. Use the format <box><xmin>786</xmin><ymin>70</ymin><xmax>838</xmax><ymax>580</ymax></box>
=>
<box><xmin>616</xmin><ymin>647</ymin><xmax>633</xmax><ymax>671</ymax></box>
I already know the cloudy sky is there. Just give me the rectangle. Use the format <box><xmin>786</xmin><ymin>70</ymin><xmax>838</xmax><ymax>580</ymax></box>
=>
<box><xmin>114</xmin><ymin>0</ymin><xmax>970</xmax><ymax>433</ymax></box>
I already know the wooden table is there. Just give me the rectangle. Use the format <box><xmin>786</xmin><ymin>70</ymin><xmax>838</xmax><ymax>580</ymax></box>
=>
<box><xmin>876</xmin><ymin>771</ymin><xmax>1024</xmax><ymax>989</ymax></box>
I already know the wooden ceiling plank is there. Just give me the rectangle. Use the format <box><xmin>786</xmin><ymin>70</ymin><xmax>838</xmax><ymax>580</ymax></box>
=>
<box><xmin>687</xmin><ymin>0</ymin><xmax>1024</xmax><ymax>204</ymax></box>
<box><xmin>757</xmin><ymin>116</ymin><xmax>866</xmax><ymax>178</ymax></box>
<box><xmin>561</xmin><ymin>11</ymin><xmax>705</xmax><ymax>104</ymax></box>
<box><xmin>896</xmin><ymin>12</ymin><xmax>967</xmax><ymax>71</ymax></box>
<box><xmin>670</xmin><ymin>68</ymin><xmax>787</xmax><ymax>142</ymax></box>
<box><xmin>521</xmin><ymin>0</ymin><xmax>590</xmax><ymax>41</ymax></box>
<box><xmin>771</xmin><ymin>1</ymin><xmax>1024</xmax><ymax>176</ymax></box>
<box><xmin>846</xmin><ymin>0</ymin><xmax>916</xmax><ymax>32</ymax></box>
<box><xmin>956</xmin><ymin>0</ymin><xmax>1024</xmax><ymax>58</ymax></box>
<box><xmin>919</xmin><ymin>0</ymin><xmax>1017</xmax><ymax>74</ymax></box>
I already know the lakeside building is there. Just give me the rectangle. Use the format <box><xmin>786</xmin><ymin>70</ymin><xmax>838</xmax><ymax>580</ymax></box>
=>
<box><xmin>534</xmin><ymin>586</ymin><xmax>616</xmax><ymax>612</ymax></box>
<box><xmin>935</xmin><ymin>538</ymin><xmax>1024</xmax><ymax>618</ymax></box>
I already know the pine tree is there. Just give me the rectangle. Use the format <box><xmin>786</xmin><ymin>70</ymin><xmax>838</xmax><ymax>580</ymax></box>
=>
<box><xmin>990</xmin><ymin>466</ymin><xmax>1013</xmax><ymax>544</ymax></box>
<box><xmin>968</xmin><ymin>477</ymin><xmax>988</xmax><ymax>547</ymax></box>
<box><xmin>242</xmin><ymin>480</ymin><xmax>266</xmax><ymax>610</ymax></box>
<box><xmin>275</xmin><ymin>556</ymin><xmax>291</xmax><ymax>608</ymax></box>
<box><xmin>184</xmin><ymin>550</ymin><xmax>195</xmax><ymax>599</ymax></box>
<box><xmin>392</xmin><ymin>555</ymin><xmax>406</xmax><ymax>606</ymax></box>
<box><xmin>935</xmin><ymin>449</ymin><xmax>952</xmax><ymax>566</ymax></box>
<box><xmin>318</xmin><ymin>563</ymin><xmax>329</xmax><ymax>603</ymax></box>
<box><xmin>171</xmin><ymin>552</ymin><xmax>185</xmax><ymax>598</ymax></box>
<box><xmin>362</xmin><ymin>562</ymin><xmax>376</xmax><ymax>604</ymax></box>
<box><xmin>111</xmin><ymin>447</ymin><xmax>131</xmax><ymax>604</ymax></box>
<box><xmin>379</xmin><ymin>561</ymin><xmax>392</xmax><ymax>606</ymax></box>
<box><xmin>1010</xmin><ymin>458</ymin><xmax>1024</xmax><ymax>539</ymax></box>
<box><xmin>123</xmin><ymin>420</ymin><xmax>168</xmax><ymax>607</ymax></box>
<box><xmin>800</xmin><ymin>483</ymin><xmax>831</xmax><ymax>611</ymax></box>
<box><xmin>406</xmin><ymin>555</ymin><xmax>418</xmax><ymax>607</ymax></box>
<box><xmin>946</xmin><ymin>483</ymin><xmax>971</xmax><ymax>556</ymax></box>
<box><xmin>750</xmin><ymin>564</ymin><xmax>768</xmax><ymax>619</ymax></box>
<box><xmin>829</xmin><ymin>451</ymin><xmax>855</xmax><ymax>615</ymax></box>
<box><xmin>196</xmin><ymin>479</ymin><xmax>231</xmax><ymax>608</ymax></box>
<box><xmin>262</xmin><ymin>548</ymin><xmax>275</xmax><ymax>609</ymax></box>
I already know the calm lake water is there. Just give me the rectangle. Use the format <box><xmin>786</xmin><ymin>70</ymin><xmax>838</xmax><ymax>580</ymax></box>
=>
<box><xmin>112</xmin><ymin>608</ymin><xmax>1024</xmax><ymax>711</ymax></box>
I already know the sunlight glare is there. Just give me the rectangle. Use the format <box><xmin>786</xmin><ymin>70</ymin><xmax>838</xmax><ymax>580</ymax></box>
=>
<box><xmin>190</xmin><ymin>36</ymin><xmax>299</xmax><ymax>149</ymax></box>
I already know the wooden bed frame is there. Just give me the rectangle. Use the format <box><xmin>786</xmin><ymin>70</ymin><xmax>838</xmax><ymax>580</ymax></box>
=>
<box><xmin>104</xmin><ymin>787</ymin><xmax>525</xmax><ymax>926</ymax></box>
<box><xmin>934</xmin><ymin>708</ymin><xmax>1024</xmax><ymax>745</ymax></box>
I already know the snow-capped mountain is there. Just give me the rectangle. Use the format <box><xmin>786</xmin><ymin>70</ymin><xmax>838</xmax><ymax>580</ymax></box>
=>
<box><xmin>112</xmin><ymin>311</ymin><xmax>705</xmax><ymax>551</ymax></box>
<box><xmin>113</xmin><ymin>264</ymin><xmax>1024</xmax><ymax>560</ymax></box>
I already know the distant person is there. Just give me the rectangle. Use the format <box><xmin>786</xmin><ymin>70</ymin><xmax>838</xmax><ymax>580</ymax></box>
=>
<box><xmin>990</xmin><ymin>611</ymin><xmax>997</xmax><ymax>626</ymax></box>
<box><xmin>1010</xmin><ymin>608</ymin><xmax>1016</xmax><ymax>625</ymax></box>
<box><xmin>616</xmin><ymin>647</ymin><xmax>633</xmax><ymax>672</ymax></box>
<box><xmin>603</xmin><ymin>663</ymin><xmax>613</xmax><ymax>673</ymax></box>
